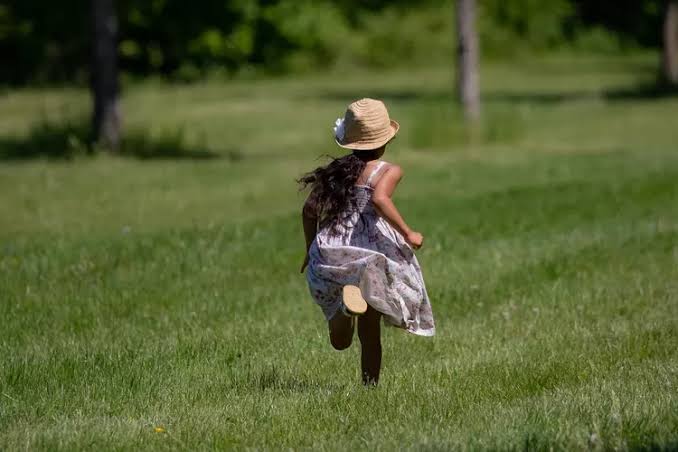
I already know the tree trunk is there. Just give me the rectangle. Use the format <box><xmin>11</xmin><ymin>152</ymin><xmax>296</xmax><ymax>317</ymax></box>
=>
<box><xmin>663</xmin><ymin>1</ymin><xmax>678</xmax><ymax>85</ymax></box>
<box><xmin>91</xmin><ymin>0</ymin><xmax>121</xmax><ymax>151</ymax></box>
<box><xmin>456</xmin><ymin>0</ymin><xmax>480</xmax><ymax>121</ymax></box>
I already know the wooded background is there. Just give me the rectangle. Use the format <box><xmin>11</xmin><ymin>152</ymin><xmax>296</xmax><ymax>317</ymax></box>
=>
<box><xmin>0</xmin><ymin>0</ymin><xmax>672</xmax><ymax>85</ymax></box>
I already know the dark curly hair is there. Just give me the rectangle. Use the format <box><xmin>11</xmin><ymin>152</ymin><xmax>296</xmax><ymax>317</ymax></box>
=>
<box><xmin>298</xmin><ymin>150</ymin><xmax>379</xmax><ymax>233</ymax></box>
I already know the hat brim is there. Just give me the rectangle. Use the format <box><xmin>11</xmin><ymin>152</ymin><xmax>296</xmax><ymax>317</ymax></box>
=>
<box><xmin>335</xmin><ymin>120</ymin><xmax>400</xmax><ymax>151</ymax></box>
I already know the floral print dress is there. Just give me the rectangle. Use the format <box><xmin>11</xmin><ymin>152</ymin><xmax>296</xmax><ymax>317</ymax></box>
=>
<box><xmin>306</xmin><ymin>161</ymin><xmax>435</xmax><ymax>336</ymax></box>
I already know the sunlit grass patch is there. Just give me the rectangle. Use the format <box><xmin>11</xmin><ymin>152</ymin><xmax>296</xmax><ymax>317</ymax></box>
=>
<box><xmin>1</xmin><ymin>55</ymin><xmax>677</xmax><ymax>450</ymax></box>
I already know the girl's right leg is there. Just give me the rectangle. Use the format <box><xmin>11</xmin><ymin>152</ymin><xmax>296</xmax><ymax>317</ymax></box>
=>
<box><xmin>358</xmin><ymin>305</ymin><xmax>382</xmax><ymax>385</ymax></box>
<box><xmin>328</xmin><ymin>309</ymin><xmax>354</xmax><ymax>350</ymax></box>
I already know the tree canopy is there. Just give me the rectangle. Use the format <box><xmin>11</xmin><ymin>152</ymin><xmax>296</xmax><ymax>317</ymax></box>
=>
<box><xmin>0</xmin><ymin>0</ymin><xmax>669</xmax><ymax>85</ymax></box>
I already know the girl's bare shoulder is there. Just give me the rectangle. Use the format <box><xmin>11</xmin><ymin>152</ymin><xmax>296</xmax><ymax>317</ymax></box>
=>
<box><xmin>372</xmin><ymin>162</ymin><xmax>404</xmax><ymax>190</ymax></box>
<box><xmin>383</xmin><ymin>161</ymin><xmax>403</xmax><ymax>176</ymax></box>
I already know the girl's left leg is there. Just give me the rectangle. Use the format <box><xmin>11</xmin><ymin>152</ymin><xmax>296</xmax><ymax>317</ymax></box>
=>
<box><xmin>358</xmin><ymin>306</ymin><xmax>382</xmax><ymax>385</ymax></box>
<box><xmin>328</xmin><ymin>309</ymin><xmax>354</xmax><ymax>350</ymax></box>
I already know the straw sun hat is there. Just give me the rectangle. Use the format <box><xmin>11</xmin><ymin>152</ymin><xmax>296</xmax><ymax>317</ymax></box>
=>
<box><xmin>334</xmin><ymin>98</ymin><xmax>399</xmax><ymax>150</ymax></box>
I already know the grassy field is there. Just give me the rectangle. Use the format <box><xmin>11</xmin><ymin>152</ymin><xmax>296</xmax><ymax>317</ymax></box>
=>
<box><xmin>1</xmin><ymin>54</ymin><xmax>677</xmax><ymax>450</ymax></box>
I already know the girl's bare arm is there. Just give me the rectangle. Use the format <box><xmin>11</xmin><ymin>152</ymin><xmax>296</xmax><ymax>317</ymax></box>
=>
<box><xmin>302</xmin><ymin>198</ymin><xmax>318</xmax><ymax>251</ymax></box>
<box><xmin>300</xmin><ymin>194</ymin><xmax>318</xmax><ymax>272</ymax></box>
<box><xmin>371</xmin><ymin>166</ymin><xmax>423</xmax><ymax>249</ymax></box>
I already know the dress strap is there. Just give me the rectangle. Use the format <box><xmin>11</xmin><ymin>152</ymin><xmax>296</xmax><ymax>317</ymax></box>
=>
<box><xmin>366</xmin><ymin>161</ymin><xmax>387</xmax><ymax>187</ymax></box>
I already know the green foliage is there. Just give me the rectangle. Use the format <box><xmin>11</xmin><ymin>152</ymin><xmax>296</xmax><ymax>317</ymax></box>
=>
<box><xmin>260</xmin><ymin>0</ymin><xmax>351</xmax><ymax>72</ymax></box>
<box><xmin>0</xmin><ymin>0</ymin><xmax>671</xmax><ymax>85</ymax></box>
<box><xmin>569</xmin><ymin>26</ymin><xmax>625</xmax><ymax>54</ymax></box>
<box><xmin>572</xmin><ymin>0</ymin><xmax>665</xmax><ymax>48</ymax></box>
<box><xmin>0</xmin><ymin>1</ymin><xmax>89</xmax><ymax>84</ymax></box>
<box><xmin>354</xmin><ymin>4</ymin><xmax>454</xmax><ymax>68</ymax></box>
<box><xmin>479</xmin><ymin>0</ymin><xmax>575</xmax><ymax>56</ymax></box>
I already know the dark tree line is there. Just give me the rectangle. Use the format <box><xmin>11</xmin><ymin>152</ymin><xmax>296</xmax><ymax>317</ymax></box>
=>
<box><xmin>2</xmin><ymin>0</ymin><xmax>677</xmax><ymax>86</ymax></box>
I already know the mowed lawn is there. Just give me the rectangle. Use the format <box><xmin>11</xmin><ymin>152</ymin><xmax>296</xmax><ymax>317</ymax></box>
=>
<box><xmin>1</xmin><ymin>54</ymin><xmax>677</xmax><ymax>450</ymax></box>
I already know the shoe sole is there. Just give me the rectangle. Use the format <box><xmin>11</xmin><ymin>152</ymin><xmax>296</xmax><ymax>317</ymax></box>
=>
<box><xmin>342</xmin><ymin>285</ymin><xmax>368</xmax><ymax>315</ymax></box>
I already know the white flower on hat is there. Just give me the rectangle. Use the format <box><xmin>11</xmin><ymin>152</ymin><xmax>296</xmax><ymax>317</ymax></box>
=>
<box><xmin>333</xmin><ymin>117</ymin><xmax>345</xmax><ymax>141</ymax></box>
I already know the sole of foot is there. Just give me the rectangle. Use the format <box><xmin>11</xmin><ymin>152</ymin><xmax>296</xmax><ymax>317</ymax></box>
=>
<box><xmin>342</xmin><ymin>285</ymin><xmax>368</xmax><ymax>316</ymax></box>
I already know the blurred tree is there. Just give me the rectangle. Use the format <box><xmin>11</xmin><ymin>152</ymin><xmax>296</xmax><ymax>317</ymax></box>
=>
<box><xmin>663</xmin><ymin>0</ymin><xmax>678</xmax><ymax>84</ymax></box>
<box><xmin>91</xmin><ymin>0</ymin><xmax>121</xmax><ymax>151</ymax></box>
<box><xmin>456</xmin><ymin>0</ymin><xmax>480</xmax><ymax>121</ymax></box>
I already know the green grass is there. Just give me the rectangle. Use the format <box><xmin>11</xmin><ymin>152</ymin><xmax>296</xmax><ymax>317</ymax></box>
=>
<box><xmin>1</xmin><ymin>53</ymin><xmax>677</xmax><ymax>450</ymax></box>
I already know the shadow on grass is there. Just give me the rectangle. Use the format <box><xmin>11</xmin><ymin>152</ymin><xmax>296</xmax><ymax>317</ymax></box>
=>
<box><xmin>0</xmin><ymin>116</ymin><xmax>239</xmax><ymax>161</ymax></box>
<box><xmin>0</xmin><ymin>116</ymin><xmax>91</xmax><ymax>160</ymax></box>
<box><xmin>485</xmin><ymin>82</ymin><xmax>678</xmax><ymax>104</ymax></box>
<box><xmin>314</xmin><ymin>89</ymin><xmax>439</xmax><ymax>103</ymax></box>
<box><xmin>604</xmin><ymin>80</ymin><xmax>678</xmax><ymax>100</ymax></box>
<box><xmin>308</xmin><ymin>80</ymin><xmax>678</xmax><ymax>107</ymax></box>
<box><xmin>238</xmin><ymin>365</ymin><xmax>344</xmax><ymax>394</ymax></box>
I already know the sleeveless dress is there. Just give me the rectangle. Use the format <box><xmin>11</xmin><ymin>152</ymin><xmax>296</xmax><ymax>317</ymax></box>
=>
<box><xmin>306</xmin><ymin>161</ymin><xmax>436</xmax><ymax>336</ymax></box>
